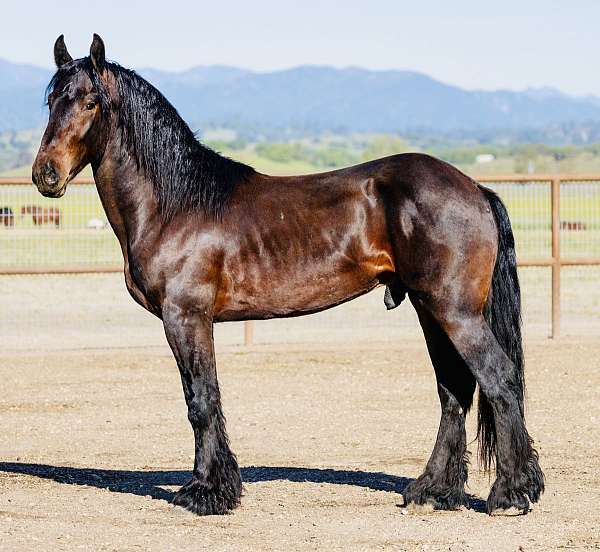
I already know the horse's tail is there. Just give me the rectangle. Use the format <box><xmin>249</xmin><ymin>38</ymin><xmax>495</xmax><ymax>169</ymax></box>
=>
<box><xmin>477</xmin><ymin>185</ymin><xmax>525</xmax><ymax>471</ymax></box>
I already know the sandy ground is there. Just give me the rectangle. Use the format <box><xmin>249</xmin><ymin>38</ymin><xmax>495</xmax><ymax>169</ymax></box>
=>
<box><xmin>1</xmin><ymin>337</ymin><xmax>599</xmax><ymax>551</ymax></box>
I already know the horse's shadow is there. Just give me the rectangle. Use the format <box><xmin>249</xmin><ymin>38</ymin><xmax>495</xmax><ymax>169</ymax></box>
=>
<box><xmin>0</xmin><ymin>462</ymin><xmax>487</xmax><ymax>512</ymax></box>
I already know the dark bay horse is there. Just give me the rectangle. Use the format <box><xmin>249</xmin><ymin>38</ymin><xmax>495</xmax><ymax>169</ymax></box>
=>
<box><xmin>31</xmin><ymin>34</ymin><xmax>544</xmax><ymax>517</ymax></box>
<box><xmin>0</xmin><ymin>207</ymin><xmax>14</xmax><ymax>227</ymax></box>
<box><xmin>20</xmin><ymin>205</ymin><xmax>62</xmax><ymax>227</ymax></box>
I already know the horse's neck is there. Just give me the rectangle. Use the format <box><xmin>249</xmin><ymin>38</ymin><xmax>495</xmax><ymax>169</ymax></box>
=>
<box><xmin>92</xmin><ymin>138</ymin><xmax>160</xmax><ymax>258</ymax></box>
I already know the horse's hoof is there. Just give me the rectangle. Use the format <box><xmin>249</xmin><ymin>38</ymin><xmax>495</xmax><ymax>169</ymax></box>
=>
<box><xmin>172</xmin><ymin>478</ymin><xmax>241</xmax><ymax>516</ymax></box>
<box><xmin>403</xmin><ymin>476</ymin><xmax>468</xmax><ymax>512</ymax></box>
<box><xmin>489</xmin><ymin>506</ymin><xmax>528</xmax><ymax>516</ymax></box>
<box><xmin>404</xmin><ymin>501</ymin><xmax>436</xmax><ymax>515</ymax></box>
<box><xmin>486</xmin><ymin>480</ymin><xmax>530</xmax><ymax>516</ymax></box>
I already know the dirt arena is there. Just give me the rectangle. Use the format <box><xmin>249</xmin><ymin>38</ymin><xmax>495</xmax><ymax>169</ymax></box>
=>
<box><xmin>1</xmin><ymin>333</ymin><xmax>599</xmax><ymax>551</ymax></box>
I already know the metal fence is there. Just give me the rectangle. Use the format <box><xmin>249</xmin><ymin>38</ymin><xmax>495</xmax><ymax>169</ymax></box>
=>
<box><xmin>0</xmin><ymin>177</ymin><xmax>119</xmax><ymax>273</ymax></box>
<box><xmin>2</xmin><ymin>175</ymin><xmax>600</xmax><ymax>339</ymax></box>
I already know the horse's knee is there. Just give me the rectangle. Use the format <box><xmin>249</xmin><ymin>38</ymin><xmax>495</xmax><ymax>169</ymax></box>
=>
<box><xmin>187</xmin><ymin>397</ymin><xmax>210</xmax><ymax>428</ymax></box>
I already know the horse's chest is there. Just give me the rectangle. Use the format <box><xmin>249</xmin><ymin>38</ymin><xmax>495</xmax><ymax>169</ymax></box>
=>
<box><xmin>123</xmin><ymin>258</ymin><xmax>161</xmax><ymax>316</ymax></box>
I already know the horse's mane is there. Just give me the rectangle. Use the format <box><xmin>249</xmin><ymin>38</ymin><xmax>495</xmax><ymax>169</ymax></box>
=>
<box><xmin>46</xmin><ymin>58</ymin><xmax>255</xmax><ymax>219</ymax></box>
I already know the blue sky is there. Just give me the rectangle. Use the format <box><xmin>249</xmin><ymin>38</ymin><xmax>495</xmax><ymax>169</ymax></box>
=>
<box><xmin>1</xmin><ymin>0</ymin><xmax>597</xmax><ymax>96</ymax></box>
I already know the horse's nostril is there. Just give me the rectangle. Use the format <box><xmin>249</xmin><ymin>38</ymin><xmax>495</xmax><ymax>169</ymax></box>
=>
<box><xmin>43</xmin><ymin>162</ymin><xmax>58</xmax><ymax>185</ymax></box>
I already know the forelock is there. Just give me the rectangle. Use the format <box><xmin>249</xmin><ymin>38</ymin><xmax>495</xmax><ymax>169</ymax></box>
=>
<box><xmin>45</xmin><ymin>58</ymin><xmax>111</xmax><ymax>113</ymax></box>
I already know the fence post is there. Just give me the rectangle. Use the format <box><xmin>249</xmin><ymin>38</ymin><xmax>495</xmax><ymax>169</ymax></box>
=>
<box><xmin>244</xmin><ymin>320</ymin><xmax>254</xmax><ymax>346</ymax></box>
<box><xmin>551</xmin><ymin>178</ymin><xmax>561</xmax><ymax>338</ymax></box>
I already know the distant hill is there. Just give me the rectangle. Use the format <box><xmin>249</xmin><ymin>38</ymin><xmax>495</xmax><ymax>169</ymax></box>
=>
<box><xmin>2</xmin><ymin>58</ymin><xmax>600</xmax><ymax>140</ymax></box>
<box><xmin>0</xmin><ymin>59</ymin><xmax>52</xmax><ymax>131</ymax></box>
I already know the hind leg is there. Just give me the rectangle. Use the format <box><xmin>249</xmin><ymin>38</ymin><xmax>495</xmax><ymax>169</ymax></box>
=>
<box><xmin>403</xmin><ymin>301</ymin><xmax>476</xmax><ymax>510</ymax></box>
<box><xmin>433</xmin><ymin>310</ymin><xmax>544</xmax><ymax>515</ymax></box>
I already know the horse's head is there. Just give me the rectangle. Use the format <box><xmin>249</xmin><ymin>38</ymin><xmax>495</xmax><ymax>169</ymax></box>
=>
<box><xmin>32</xmin><ymin>34</ymin><xmax>111</xmax><ymax>198</ymax></box>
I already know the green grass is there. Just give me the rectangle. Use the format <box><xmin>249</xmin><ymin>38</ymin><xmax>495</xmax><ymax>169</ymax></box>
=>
<box><xmin>0</xmin><ymin>183</ymin><xmax>119</xmax><ymax>268</ymax></box>
<box><xmin>222</xmin><ymin>148</ymin><xmax>318</xmax><ymax>175</ymax></box>
<box><xmin>1</xmin><ymin>230</ymin><xmax>120</xmax><ymax>267</ymax></box>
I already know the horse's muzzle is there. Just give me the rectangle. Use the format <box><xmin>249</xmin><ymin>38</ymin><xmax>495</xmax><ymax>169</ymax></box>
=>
<box><xmin>32</xmin><ymin>162</ymin><xmax>65</xmax><ymax>197</ymax></box>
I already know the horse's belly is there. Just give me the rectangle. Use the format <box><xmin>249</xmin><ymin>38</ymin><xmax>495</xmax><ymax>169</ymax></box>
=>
<box><xmin>214</xmin><ymin>256</ymin><xmax>391</xmax><ymax>322</ymax></box>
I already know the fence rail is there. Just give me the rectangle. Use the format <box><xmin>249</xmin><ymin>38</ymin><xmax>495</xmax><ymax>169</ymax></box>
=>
<box><xmin>2</xmin><ymin>174</ymin><xmax>600</xmax><ymax>339</ymax></box>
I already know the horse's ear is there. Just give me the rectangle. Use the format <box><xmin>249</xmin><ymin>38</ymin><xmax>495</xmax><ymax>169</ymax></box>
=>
<box><xmin>90</xmin><ymin>33</ymin><xmax>106</xmax><ymax>72</ymax></box>
<box><xmin>54</xmin><ymin>35</ymin><xmax>73</xmax><ymax>68</ymax></box>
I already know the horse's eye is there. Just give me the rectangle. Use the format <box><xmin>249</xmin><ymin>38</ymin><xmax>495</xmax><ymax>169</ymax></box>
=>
<box><xmin>86</xmin><ymin>102</ymin><xmax>96</xmax><ymax>110</ymax></box>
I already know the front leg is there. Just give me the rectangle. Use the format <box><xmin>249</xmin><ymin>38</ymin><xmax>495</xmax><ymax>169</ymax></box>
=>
<box><xmin>163</xmin><ymin>304</ymin><xmax>242</xmax><ymax>515</ymax></box>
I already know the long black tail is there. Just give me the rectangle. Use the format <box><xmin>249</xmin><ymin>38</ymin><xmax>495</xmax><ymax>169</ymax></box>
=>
<box><xmin>478</xmin><ymin>186</ymin><xmax>525</xmax><ymax>471</ymax></box>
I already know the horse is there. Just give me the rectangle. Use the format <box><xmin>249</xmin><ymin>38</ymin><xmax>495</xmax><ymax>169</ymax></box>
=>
<box><xmin>31</xmin><ymin>34</ymin><xmax>544</xmax><ymax>517</ymax></box>
<box><xmin>0</xmin><ymin>207</ymin><xmax>14</xmax><ymax>227</ymax></box>
<box><xmin>560</xmin><ymin>221</ymin><xmax>586</xmax><ymax>231</ymax></box>
<box><xmin>20</xmin><ymin>205</ymin><xmax>62</xmax><ymax>227</ymax></box>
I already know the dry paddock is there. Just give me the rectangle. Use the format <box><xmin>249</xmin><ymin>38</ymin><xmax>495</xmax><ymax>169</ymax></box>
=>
<box><xmin>1</xmin><ymin>275</ymin><xmax>600</xmax><ymax>551</ymax></box>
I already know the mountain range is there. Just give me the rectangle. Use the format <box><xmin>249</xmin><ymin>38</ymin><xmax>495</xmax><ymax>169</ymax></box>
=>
<box><xmin>2</xmin><ymin>57</ymin><xmax>600</xmax><ymax>140</ymax></box>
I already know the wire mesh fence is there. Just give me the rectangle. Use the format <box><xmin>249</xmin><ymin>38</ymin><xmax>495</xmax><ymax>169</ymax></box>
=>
<box><xmin>2</xmin><ymin>266</ymin><xmax>597</xmax><ymax>353</ymax></box>
<box><xmin>1</xmin><ymin>175</ymin><xmax>599</xmax><ymax>349</ymax></box>
<box><xmin>559</xmin><ymin>180</ymin><xmax>600</xmax><ymax>259</ymax></box>
<box><xmin>0</xmin><ymin>179</ymin><xmax>119</xmax><ymax>272</ymax></box>
<box><xmin>482</xmin><ymin>180</ymin><xmax>551</xmax><ymax>259</ymax></box>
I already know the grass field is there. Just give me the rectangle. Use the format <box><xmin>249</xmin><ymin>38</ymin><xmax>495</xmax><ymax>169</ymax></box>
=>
<box><xmin>0</xmin><ymin>183</ymin><xmax>119</xmax><ymax>268</ymax></box>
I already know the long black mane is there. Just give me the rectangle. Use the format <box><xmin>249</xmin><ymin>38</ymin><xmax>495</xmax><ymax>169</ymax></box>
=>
<box><xmin>47</xmin><ymin>58</ymin><xmax>255</xmax><ymax>219</ymax></box>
